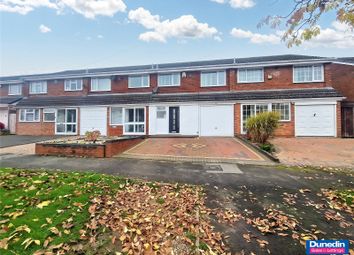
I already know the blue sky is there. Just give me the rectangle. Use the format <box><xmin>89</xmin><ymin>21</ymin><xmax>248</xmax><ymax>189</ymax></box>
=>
<box><xmin>0</xmin><ymin>0</ymin><xmax>353</xmax><ymax>76</ymax></box>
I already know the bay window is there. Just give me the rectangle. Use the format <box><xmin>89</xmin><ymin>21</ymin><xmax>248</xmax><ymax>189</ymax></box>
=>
<box><xmin>128</xmin><ymin>75</ymin><xmax>150</xmax><ymax>88</ymax></box>
<box><xmin>237</xmin><ymin>68</ymin><xmax>264</xmax><ymax>83</ymax></box>
<box><xmin>201</xmin><ymin>71</ymin><xmax>226</xmax><ymax>87</ymax></box>
<box><xmin>19</xmin><ymin>109</ymin><xmax>40</xmax><ymax>122</ymax></box>
<box><xmin>30</xmin><ymin>81</ymin><xmax>47</xmax><ymax>94</ymax></box>
<box><xmin>293</xmin><ymin>65</ymin><xmax>324</xmax><ymax>83</ymax></box>
<box><xmin>8</xmin><ymin>84</ymin><xmax>22</xmax><ymax>95</ymax></box>
<box><xmin>158</xmin><ymin>73</ymin><xmax>180</xmax><ymax>87</ymax></box>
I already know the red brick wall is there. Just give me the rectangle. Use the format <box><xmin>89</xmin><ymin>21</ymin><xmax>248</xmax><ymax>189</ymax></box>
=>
<box><xmin>273</xmin><ymin>103</ymin><xmax>295</xmax><ymax>137</ymax></box>
<box><xmin>330</xmin><ymin>63</ymin><xmax>354</xmax><ymax>102</ymax></box>
<box><xmin>16</xmin><ymin>109</ymin><xmax>55</xmax><ymax>135</ymax></box>
<box><xmin>36</xmin><ymin>143</ymin><xmax>105</xmax><ymax>157</ymax></box>
<box><xmin>233</xmin><ymin>103</ymin><xmax>295</xmax><ymax>137</ymax></box>
<box><xmin>230</xmin><ymin>65</ymin><xmax>328</xmax><ymax>91</ymax></box>
<box><xmin>336</xmin><ymin>101</ymin><xmax>342</xmax><ymax>137</ymax></box>
<box><xmin>105</xmin><ymin>137</ymin><xmax>144</xmax><ymax>157</ymax></box>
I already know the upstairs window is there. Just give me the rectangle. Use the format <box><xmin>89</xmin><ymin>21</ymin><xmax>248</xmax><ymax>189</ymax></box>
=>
<box><xmin>29</xmin><ymin>81</ymin><xmax>47</xmax><ymax>94</ymax></box>
<box><xmin>19</xmin><ymin>109</ymin><xmax>40</xmax><ymax>122</ymax></box>
<box><xmin>8</xmin><ymin>84</ymin><xmax>22</xmax><ymax>95</ymax></box>
<box><xmin>158</xmin><ymin>73</ymin><xmax>180</xmax><ymax>87</ymax></box>
<box><xmin>65</xmin><ymin>79</ymin><xmax>83</xmax><ymax>91</ymax></box>
<box><xmin>237</xmin><ymin>68</ymin><xmax>264</xmax><ymax>83</ymax></box>
<box><xmin>128</xmin><ymin>75</ymin><xmax>150</xmax><ymax>88</ymax></box>
<box><xmin>293</xmin><ymin>65</ymin><xmax>324</xmax><ymax>83</ymax></box>
<box><xmin>91</xmin><ymin>78</ymin><xmax>111</xmax><ymax>91</ymax></box>
<box><xmin>201</xmin><ymin>71</ymin><xmax>226</xmax><ymax>87</ymax></box>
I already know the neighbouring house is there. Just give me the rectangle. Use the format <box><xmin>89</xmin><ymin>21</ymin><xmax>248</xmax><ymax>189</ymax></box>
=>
<box><xmin>0</xmin><ymin>54</ymin><xmax>353</xmax><ymax>138</ymax></box>
<box><xmin>330</xmin><ymin>57</ymin><xmax>354</xmax><ymax>138</ymax></box>
<box><xmin>0</xmin><ymin>77</ymin><xmax>23</xmax><ymax>133</ymax></box>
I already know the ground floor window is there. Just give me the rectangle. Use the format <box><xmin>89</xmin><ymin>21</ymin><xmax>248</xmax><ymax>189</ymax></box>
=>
<box><xmin>56</xmin><ymin>108</ymin><xmax>77</xmax><ymax>134</ymax></box>
<box><xmin>19</xmin><ymin>109</ymin><xmax>40</xmax><ymax>122</ymax></box>
<box><xmin>43</xmin><ymin>109</ymin><xmax>56</xmax><ymax>122</ymax></box>
<box><xmin>124</xmin><ymin>108</ymin><xmax>145</xmax><ymax>134</ymax></box>
<box><xmin>110</xmin><ymin>107</ymin><xmax>123</xmax><ymax>125</ymax></box>
<box><xmin>241</xmin><ymin>102</ymin><xmax>290</xmax><ymax>133</ymax></box>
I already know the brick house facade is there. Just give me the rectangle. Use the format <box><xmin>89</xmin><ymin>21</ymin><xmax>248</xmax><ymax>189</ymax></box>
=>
<box><xmin>0</xmin><ymin>54</ymin><xmax>351</xmax><ymax>138</ymax></box>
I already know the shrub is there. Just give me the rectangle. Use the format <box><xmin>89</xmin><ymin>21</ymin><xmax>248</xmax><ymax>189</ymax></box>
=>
<box><xmin>0</xmin><ymin>122</ymin><xmax>5</xmax><ymax>130</ymax></box>
<box><xmin>84</xmin><ymin>130</ymin><xmax>101</xmax><ymax>143</ymax></box>
<box><xmin>246</xmin><ymin>111</ymin><xmax>280</xmax><ymax>144</ymax></box>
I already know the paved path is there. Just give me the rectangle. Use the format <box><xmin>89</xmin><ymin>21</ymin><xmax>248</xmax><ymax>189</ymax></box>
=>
<box><xmin>0</xmin><ymin>135</ymin><xmax>58</xmax><ymax>148</ymax></box>
<box><xmin>271</xmin><ymin>137</ymin><xmax>354</xmax><ymax>168</ymax></box>
<box><xmin>121</xmin><ymin>137</ymin><xmax>269</xmax><ymax>164</ymax></box>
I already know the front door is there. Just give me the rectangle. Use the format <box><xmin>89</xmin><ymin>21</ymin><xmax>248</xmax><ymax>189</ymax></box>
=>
<box><xmin>169</xmin><ymin>107</ymin><xmax>180</xmax><ymax>133</ymax></box>
<box><xmin>56</xmin><ymin>109</ymin><xmax>77</xmax><ymax>135</ymax></box>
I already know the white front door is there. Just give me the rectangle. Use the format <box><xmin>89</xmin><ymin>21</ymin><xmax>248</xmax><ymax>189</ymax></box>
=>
<box><xmin>200</xmin><ymin>105</ymin><xmax>234</xmax><ymax>136</ymax></box>
<box><xmin>80</xmin><ymin>107</ymin><xmax>107</xmax><ymax>136</ymax></box>
<box><xmin>56</xmin><ymin>108</ymin><xmax>78</xmax><ymax>135</ymax></box>
<box><xmin>295</xmin><ymin>104</ymin><xmax>336</xmax><ymax>136</ymax></box>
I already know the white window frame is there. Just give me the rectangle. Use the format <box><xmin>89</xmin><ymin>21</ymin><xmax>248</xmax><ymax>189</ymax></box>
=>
<box><xmin>65</xmin><ymin>79</ymin><xmax>83</xmax><ymax>91</ymax></box>
<box><xmin>19</xmin><ymin>109</ymin><xmax>40</xmax><ymax>122</ymax></box>
<box><xmin>123</xmin><ymin>107</ymin><xmax>146</xmax><ymax>135</ymax></box>
<box><xmin>90</xmin><ymin>78</ymin><xmax>111</xmax><ymax>92</ymax></box>
<box><xmin>293</xmin><ymin>65</ymin><xmax>324</xmax><ymax>83</ymax></box>
<box><xmin>200</xmin><ymin>70</ymin><xmax>226</xmax><ymax>87</ymax></box>
<box><xmin>158</xmin><ymin>73</ymin><xmax>181</xmax><ymax>87</ymax></box>
<box><xmin>29</xmin><ymin>81</ymin><xmax>47</xmax><ymax>94</ymax></box>
<box><xmin>110</xmin><ymin>107</ymin><xmax>123</xmax><ymax>125</ymax></box>
<box><xmin>128</xmin><ymin>75</ymin><xmax>150</xmax><ymax>88</ymax></box>
<box><xmin>43</xmin><ymin>108</ymin><xmax>56</xmax><ymax>122</ymax></box>
<box><xmin>8</xmin><ymin>84</ymin><xmax>22</xmax><ymax>95</ymax></box>
<box><xmin>237</xmin><ymin>68</ymin><xmax>264</xmax><ymax>83</ymax></box>
<box><xmin>241</xmin><ymin>102</ymin><xmax>291</xmax><ymax>134</ymax></box>
<box><xmin>55</xmin><ymin>108</ymin><xmax>78</xmax><ymax>135</ymax></box>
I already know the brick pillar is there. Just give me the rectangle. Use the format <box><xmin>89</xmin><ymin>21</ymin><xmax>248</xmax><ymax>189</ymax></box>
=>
<box><xmin>337</xmin><ymin>101</ymin><xmax>342</xmax><ymax>137</ymax></box>
<box><xmin>234</xmin><ymin>103</ymin><xmax>241</xmax><ymax>136</ymax></box>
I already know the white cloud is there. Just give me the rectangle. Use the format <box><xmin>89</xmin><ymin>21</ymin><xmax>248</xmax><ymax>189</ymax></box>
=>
<box><xmin>211</xmin><ymin>0</ymin><xmax>255</xmax><ymax>9</ymax></box>
<box><xmin>0</xmin><ymin>0</ymin><xmax>57</xmax><ymax>15</ymax></box>
<box><xmin>0</xmin><ymin>0</ymin><xmax>126</xmax><ymax>18</ymax></box>
<box><xmin>39</xmin><ymin>24</ymin><xmax>51</xmax><ymax>33</ymax></box>
<box><xmin>128</xmin><ymin>7</ymin><xmax>219</xmax><ymax>43</ymax></box>
<box><xmin>57</xmin><ymin>0</ymin><xmax>126</xmax><ymax>19</ymax></box>
<box><xmin>97</xmin><ymin>34</ymin><xmax>103</xmax><ymax>39</ymax></box>
<box><xmin>230</xmin><ymin>21</ymin><xmax>354</xmax><ymax>48</ymax></box>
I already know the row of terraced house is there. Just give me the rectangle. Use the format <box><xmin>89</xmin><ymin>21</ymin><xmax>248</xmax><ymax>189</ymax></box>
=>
<box><xmin>0</xmin><ymin>54</ymin><xmax>353</xmax><ymax>138</ymax></box>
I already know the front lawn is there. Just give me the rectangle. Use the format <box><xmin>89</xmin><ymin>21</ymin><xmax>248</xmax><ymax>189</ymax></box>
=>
<box><xmin>0</xmin><ymin>168</ymin><xmax>226</xmax><ymax>255</ymax></box>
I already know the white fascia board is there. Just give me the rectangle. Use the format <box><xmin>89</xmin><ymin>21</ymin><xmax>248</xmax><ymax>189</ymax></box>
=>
<box><xmin>332</xmin><ymin>61</ymin><xmax>354</xmax><ymax>66</ymax></box>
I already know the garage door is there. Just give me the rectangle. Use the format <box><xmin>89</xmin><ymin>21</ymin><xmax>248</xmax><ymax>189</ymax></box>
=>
<box><xmin>80</xmin><ymin>107</ymin><xmax>107</xmax><ymax>136</ymax></box>
<box><xmin>200</xmin><ymin>105</ymin><xmax>234</xmax><ymax>136</ymax></box>
<box><xmin>295</xmin><ymin>104</ymin><xmax>336</xmax><ymax>136</ymax></box>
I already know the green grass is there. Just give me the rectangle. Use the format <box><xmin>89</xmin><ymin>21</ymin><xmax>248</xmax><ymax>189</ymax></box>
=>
<box><xmin>0</xmin><ymin>168</ymin><xmax>127</xmax><ymax>255</ymax></box>
<box><xmin>336</xmin><ymin>189</ymin><xmax>354</xmax><ymax>206</ymax></box>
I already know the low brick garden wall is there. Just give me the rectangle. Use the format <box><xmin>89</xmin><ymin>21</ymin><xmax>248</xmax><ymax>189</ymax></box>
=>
<box><xmin>36</xmin><ymin>136</ymin><xmax>144</xmax><ymax>158</ymax></box>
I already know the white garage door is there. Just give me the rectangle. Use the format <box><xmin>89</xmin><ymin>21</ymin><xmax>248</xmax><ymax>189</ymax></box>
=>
<box><xmin>200</xmin><ymin>105</ymin><xmax>234</xmax><ymax>136</ymax></box>
<box><xmin>80</xmin><ymin>107</ymin><xmax>107</xmax><ymax>136</ymax></box>
<box><xmin>295</xmin><ymin>104</ymin><xmax>336</xmax><ymax>136</ymax></box>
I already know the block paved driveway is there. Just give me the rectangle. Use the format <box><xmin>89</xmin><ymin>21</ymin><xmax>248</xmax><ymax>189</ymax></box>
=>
<box><xmin>121</xmin><ymin>137</ymin><xmax>268</xmax><ymax>163</ymax></box>
<box><xmin>271</xmin><ymin>137</ymin><xmax>354</xmax><ymax>168</ymax></box>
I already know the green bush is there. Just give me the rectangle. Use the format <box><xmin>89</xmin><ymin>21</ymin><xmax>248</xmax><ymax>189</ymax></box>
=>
<box><xmin>246</xmin><ymin>111</ymin><xmax>280</xmax><ymax>144</ymax></box>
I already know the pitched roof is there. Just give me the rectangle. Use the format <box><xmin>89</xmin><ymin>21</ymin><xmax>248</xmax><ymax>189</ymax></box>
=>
<box><xmin>16</xmin><ymin>88</ymin><xmax>342</xmax><ymax>107</ymax></box>
<box><xmin>0</xmin><ymin>54</ymin><xmax>332</xmax><ymax>83</ymax></box>
<box><xmin>336</xmin><ymin>57</ymin><xmax>354</xmax><ymax>65</ymax></box>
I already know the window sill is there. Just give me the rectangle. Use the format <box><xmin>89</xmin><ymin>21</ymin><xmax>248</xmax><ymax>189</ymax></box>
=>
<box><xmin>200</xmin><ymin>85</ymin><xmax>226</xmax><ymax>88</ymax></box>
<box><xmin>19</xmin><ymin>121</ymin><xmax>40</xmax><ymax>123</ymax></box>
<box><xmin>293</xmin><ymin>81</ymin><xmax>324</xmax><ymax>84</ymax></box>
<box><xmin>29</xmin><ymin>92</ymin><xmax>47</xmax><ymax>95</ymax></box>
<box><xmin>237</xmin><ymin>81</ymin><xmax>264</xmax><ymax>84</ymax></box>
